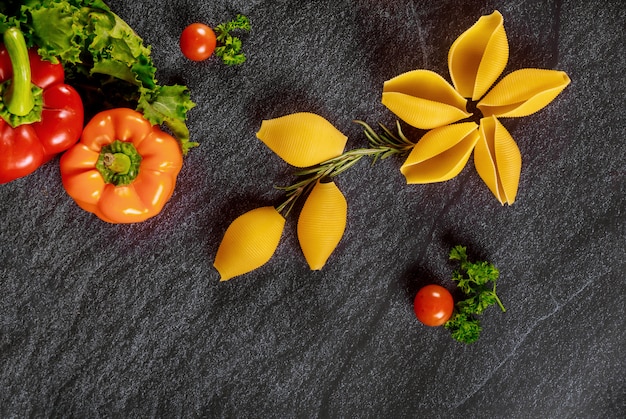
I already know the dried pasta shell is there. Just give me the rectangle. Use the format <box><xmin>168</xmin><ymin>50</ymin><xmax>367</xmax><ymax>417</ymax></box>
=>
<box><xmin>400</xmin><ymin>122</ymin><xmax>479</xmax><ymax>183</ymax></box>
<box><xmin>382</xmin><ymin>70</ymin><xmax>470</xmax><ymax>129</ymax></box>
<box><xmin>297</xmin><ymin>180</ymin><xmax>347</xmax><ymax>270</ymax></box>
<box><xmin>477</xmin><ymin>69</ymin><xmax>571</xmax><ymax>117</ymax></box>
<box><xmin>448</xmin><ymin>10</ymin><xmax>508</xmax><ymax>100</ymax></box>
<box><xmin>213</xmin><ymin>206</ymin><xmax>286</xmax><ymax>281</ymax></box>
<box><xmin>256</xmin><ymin>112</ymin><xmax>347</xmax><ymax>167</ymax></box>
<box><xmin>474</xmin><ymin>116</ymin><xmax>521</xmax><ymax>205</ymax></box>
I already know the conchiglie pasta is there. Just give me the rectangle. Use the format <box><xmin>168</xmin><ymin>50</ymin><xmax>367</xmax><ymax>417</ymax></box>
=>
<box><xmin>448</xmin><ymin>10</ymin><xmax>508</xmax><ymax>100</ymax></box>
<box><xmin>256</xmin><ymin>112</ymin><xmax>347</xmax><ymax>167</ymax></box>
<box><xmin>382</xmin><ymin>70</ymin><xmax>470</xmax><ymax>129</ymax></box>
<box><xmin>474</xmin><ymin>116</ymin><xmax>521</xmax><ymax>205</ymax></box>
<box><xmin>297</xmin><ymin>180</ymin><xmax>347</xmax><ymax>270</ymax></box>
<box><xmin>213</xmin><ymin>206</ymin><xmax>286</xmax><ymax>281</ymax></box>
<box><xmin>477</xmin><ymin>69</ymin><xmax>571</xmax><ymax>117</ymax></box>
<box><xmin>400</xmin><ymin>122</ymin><xmax>480</xmax><ymax>183</ymax></box>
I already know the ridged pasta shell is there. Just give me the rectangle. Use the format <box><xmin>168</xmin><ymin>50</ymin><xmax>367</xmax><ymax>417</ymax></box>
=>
<box><xmin>382</xmin><ymin>70</ymin><xmax>470</xmax><ymax>129</ymax></box>
<box><xmin>256</xmin><ymin>112</ymin><xmax>347</xmax><ymax>167</ymax></box>
<box><xmin>474</xmin><ymin>116</ymin><xmax>521</xmax><ymax>205</ymax></box>
<box><xmin>213</xmin><ymin>206</ymin><xmax>286</xmax><ymax>281</ymax></box>
<box><xmin>477</xmin><ymin>69</ymin><xmax>571</xmax><ymax>117</ymax></box>
<box><xmin>449</xmin><ymin>10</ymin><xmax>508</xmax><ymax>100</ymax></box>
<box><xmin>297</xmin><ymin>180</ymin><xmax>347</xmax><ymax>270</ymax></box>
<box><xmin>400</xmin><ymin>122</ymin><xmax>479</xmax><ymax>183</ymax></box>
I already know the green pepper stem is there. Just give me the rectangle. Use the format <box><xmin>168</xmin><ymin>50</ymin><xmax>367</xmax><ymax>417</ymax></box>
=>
<box><xmin>3</xmin><ymin>28</ymin><xmax>34</xmax><ymax>116</ymax></box>
<box><xmin>103</xmin><ymin>153</ymin><xmax>132</xmax><ymax>175</ymax></box>
<box><xmin>96</xmin><ymin>140</ymin><xmax>142</xmax><ymax>186</ymax></box>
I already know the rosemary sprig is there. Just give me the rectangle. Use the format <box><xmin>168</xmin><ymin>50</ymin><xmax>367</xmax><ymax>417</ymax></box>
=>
<box><xmin>275</xmin><ymin>120</ymin><xmax>415</xmax><ymax>216</ymax></box>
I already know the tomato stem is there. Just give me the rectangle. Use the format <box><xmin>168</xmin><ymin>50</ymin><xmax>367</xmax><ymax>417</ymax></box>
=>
<box><xmin>2</xmin><ymin>28</ymin><xmax>35</xmax><ymax>116</ymax></box>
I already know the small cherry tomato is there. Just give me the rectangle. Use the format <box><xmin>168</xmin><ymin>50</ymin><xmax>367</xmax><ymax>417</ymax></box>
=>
<box><xmin>180</xmin><ymin>23</ymin><xmax>217</xmax><ymax>61</ymax></box>
<box><xmin>413</xmin><ymin>284</ymin><xmax>454</xmax><ymax>327</ymax></box>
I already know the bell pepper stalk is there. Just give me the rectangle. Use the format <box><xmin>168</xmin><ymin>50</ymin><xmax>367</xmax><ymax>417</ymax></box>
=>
<box><xmin>60</xmin><ymin>108</ymin><xmax>183</xmax><ymax>224</ymax></box>
<box><xmin>0</xmin><ymin>27</ymin><xmax>84</xmax><ymax>184</ymax></box>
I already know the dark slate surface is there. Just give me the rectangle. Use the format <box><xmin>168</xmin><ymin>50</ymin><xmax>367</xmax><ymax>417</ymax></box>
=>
<box><xmin>1</xmin><ymin>0</ymin><xmax>625</xmax><ymax>417</ymax></box>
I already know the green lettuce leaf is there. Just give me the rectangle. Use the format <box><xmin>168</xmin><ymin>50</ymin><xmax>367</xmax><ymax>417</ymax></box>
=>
<box><xmin>137</xmin><ymin>85</ymin><xmax>198</xmax><ymax>154</ymax></box>
<box><xmin>24</xmin><ymin>0</ymin><xmax>84</xmax><ymax>64</ymax></box>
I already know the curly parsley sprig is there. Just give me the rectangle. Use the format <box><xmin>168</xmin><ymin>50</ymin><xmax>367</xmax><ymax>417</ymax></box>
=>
<box><xmin>444</xmin><ymin>245</ymin><xmax>506</xmax><ymax>344</ymax></box>
<box><xmin>275</xmin><ymin>120</ymin><xmax>414</xmax><ymax>216</ymax></box>
<box><xmin>214</xmin><ymin>14</ymin><xmax>251</xmax><ymax>65</ymax></box>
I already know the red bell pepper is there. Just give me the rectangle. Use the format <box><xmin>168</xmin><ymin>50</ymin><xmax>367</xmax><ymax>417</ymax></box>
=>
<box><xmin>0</xmin><ymin>28</ymin><xmax>83</xmax><ymax>184</ymax></box>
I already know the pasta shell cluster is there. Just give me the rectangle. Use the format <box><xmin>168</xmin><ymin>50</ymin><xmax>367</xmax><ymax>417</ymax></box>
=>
<box><xmin>381</xmin><ymin>9</ymin><xmax>570</xmax><ymax>204</ymax></box>
<box><xmin>215</xmin><ymin>113</ymin><xmax>349</xmax><ymax>280</ymax></box>
<box><xmin>213</xmin><ymin>10</ymin><xmax>572</xmax><ymax>281</ymax></box>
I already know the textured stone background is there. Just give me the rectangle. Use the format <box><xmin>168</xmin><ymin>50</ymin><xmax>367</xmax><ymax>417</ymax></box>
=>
<box><xmin>1</xmin><ymin>0</ymin><xmax>624</xmax><ymax>417</ymax></box>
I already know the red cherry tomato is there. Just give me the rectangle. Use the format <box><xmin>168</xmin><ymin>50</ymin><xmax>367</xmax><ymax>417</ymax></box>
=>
<box><xmin>413</xmin><ymin>284</ymin><xmax>454</xmax><ymax>327</ymax></box>
<box><xmin>180</xmin><ymin>23</ymin><xmax>217</xmax><ymax>61</ymax></box>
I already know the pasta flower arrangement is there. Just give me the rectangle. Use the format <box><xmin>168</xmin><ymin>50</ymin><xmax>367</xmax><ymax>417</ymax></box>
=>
<box><xmin>213</xmin><ymin>10</ymin><xmax>570</xmax><ymax>281</ymax></box>
<box><xmin>383</xmin><ymin>10</ymin><xmax>570</xmax><ymax>204</ymax></box>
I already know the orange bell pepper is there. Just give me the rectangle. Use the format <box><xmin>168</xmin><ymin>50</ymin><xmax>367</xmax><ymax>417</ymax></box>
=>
<box><xmin>60</xmin><ymin>108</ymin><xmax>183</xmax><ymax>223</ymax></box>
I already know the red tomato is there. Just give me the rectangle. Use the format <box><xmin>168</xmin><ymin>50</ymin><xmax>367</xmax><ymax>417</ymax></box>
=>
<box><xmin>180</xmin><ymin>23</ymin><xmax>217</xmax><ymax>61</ymax></box>
<box><xmin>413</xmin><ymin>284</ymin><xmax>454</xmax><ymax>327</ymax></box>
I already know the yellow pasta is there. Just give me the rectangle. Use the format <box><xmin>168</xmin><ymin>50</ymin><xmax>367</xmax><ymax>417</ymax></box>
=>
<box><xmin>256</xmin><ymin>112</ymin><xmax>347</xmax><ymax>167</ymax></box>
<box><xmin>297</xmin><ymin>180</ymin><xmax>347</xmax><ymax>270</ymax></box>
<box><xmin>448</xmin><ymin>10</ymin><xmax>508</xmax><ymax>100</ymax></box>
<box><xmin>477</xmin><ymin>69</ymin><xmax>571</xmax><ymax>117</ymax></box>
<box><xmin>213</xmin><ymin>206</ymin><xmax>286</xmax><ymax>281</ymax></box>
<box><xmin>381</xmin><ymin>70</ymin><xmax>470</xmax><ymax>129</ymax></box>
<box><xmin>474</xmin><ymin>116</ymin><xmax>521</xmax><ymax>204</ymax></box>
<box><xmin>400</xmin><ymin>122</ymin><xmax>480</xmax><ymax>183</ymax></box>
